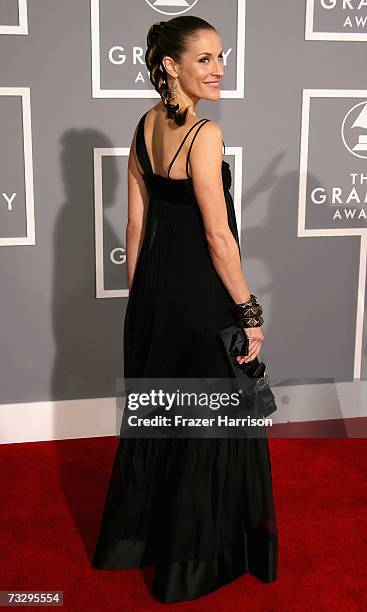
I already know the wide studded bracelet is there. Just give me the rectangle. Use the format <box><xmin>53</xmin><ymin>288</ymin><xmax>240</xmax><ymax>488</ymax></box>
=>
<box><xmin>230</xmin><ymin>294</ymin><xmax>264</xmax><ymax>328</ymax></box>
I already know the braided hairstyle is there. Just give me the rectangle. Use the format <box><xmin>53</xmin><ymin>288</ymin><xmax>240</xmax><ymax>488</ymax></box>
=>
<box><xmin>145</xmin><ymin>16</ymin><xmax>216</xmax><ymax>126</ymax></box>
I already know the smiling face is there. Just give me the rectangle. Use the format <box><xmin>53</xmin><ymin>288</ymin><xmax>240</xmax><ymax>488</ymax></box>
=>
<box><xmin>162</xmin><ymin>28</ymin><xmax>225</xmax><ymax>111</ymax></box>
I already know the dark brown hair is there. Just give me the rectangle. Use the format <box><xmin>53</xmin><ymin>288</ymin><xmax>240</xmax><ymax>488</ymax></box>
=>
<box><xmin>145</xmin><ymin>16</ymin><xmax>217</xmax><ymax>126</ymax></box>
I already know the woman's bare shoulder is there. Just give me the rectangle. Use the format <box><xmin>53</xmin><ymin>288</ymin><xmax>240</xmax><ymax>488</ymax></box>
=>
<box><xmin>192</xmin><ymin>119</ymin><xmax>223</xmax><ymax>146</ymax></box>
<box><xmin>198</xmin><ymin>118</ymin><xmax>222</xmax><ymax>135</ymax></box>
<box><xmin>188</xmin><ymin>119</ymin><xmax>224</xmax><ymax>170</ymax></box>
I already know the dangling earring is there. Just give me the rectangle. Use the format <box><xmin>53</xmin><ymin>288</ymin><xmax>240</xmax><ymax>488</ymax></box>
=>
<box><xmin>168</xmin><ymin>77</ymin><xmax>177</xmax><ymax>102</ymax></box>
<box><xmin>166</xmin><ymin>77</ymin><xmax>179</xmax><ymax>120</ymax></box>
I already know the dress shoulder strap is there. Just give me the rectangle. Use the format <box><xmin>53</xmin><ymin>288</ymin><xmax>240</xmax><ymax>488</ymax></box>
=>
<box><xmin>167</xmin><ymin>118</ymin><xmax>209</xmax><ymax>178</ymax></box>
<box><xmin>185</xmin><ymin>119</ymin><xmax>212</xmax><ymax>178</ymax></box>
<box><xmin>186</xmin><ymin>130</ymin><xmax>226</xmax><ymax>177</ymax></box>
<box><xmin>135</xmin><ymin>112</ymin><xmax>152</xmax><ymax>175</ymax></box>
<box><xmin>136</xmin><ymin>112</ymin><xmax>223</xmax><ymax>178</ymax></box>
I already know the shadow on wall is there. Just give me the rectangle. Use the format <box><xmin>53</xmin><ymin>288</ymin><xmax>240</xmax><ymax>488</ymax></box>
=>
<box><xmin>51</xmin><ymin>128</ymin><xmax>126</xmax><ymax>403</ymax></box>
<box><xmin>239</xmin><ymin>154</ymin><xmax>357</xmax><ymax>381</ymax></box>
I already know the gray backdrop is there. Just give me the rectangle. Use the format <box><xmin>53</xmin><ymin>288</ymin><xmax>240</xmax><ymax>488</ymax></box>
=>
<box><xmin>0</xmin><ymin>0</ymin><xmax>366</xmax><ymax>407</ymax></box>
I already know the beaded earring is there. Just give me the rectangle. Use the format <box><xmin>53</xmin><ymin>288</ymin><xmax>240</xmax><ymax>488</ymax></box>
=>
<box><xmin>166</xmin><ymin>77</ymin><xmax>179</xmax><ymax>119</ymax></box>
<box><xmin>168</xmin><ymin>77</ymin><xmax>177</xmax><ymax>101</ymax></box>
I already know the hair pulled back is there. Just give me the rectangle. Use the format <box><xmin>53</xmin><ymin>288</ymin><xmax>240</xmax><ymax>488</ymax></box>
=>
<box><xmin>145</xmin><ymin>16</ymin><xmax>216</xmax><ymax>126</ymax></box>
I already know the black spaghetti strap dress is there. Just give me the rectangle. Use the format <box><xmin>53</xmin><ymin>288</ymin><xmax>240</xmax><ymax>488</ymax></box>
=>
<box><xmin>92</xmin><ymin>111</ymin><xmax>278</xmax><ymax>603</ymax></box>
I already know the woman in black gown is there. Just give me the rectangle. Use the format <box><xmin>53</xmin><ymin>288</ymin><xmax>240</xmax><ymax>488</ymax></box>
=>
<box><xmin>92</xmin><ymin>16</ymin><xmax>278</xmax><ymax>603</ymax></box>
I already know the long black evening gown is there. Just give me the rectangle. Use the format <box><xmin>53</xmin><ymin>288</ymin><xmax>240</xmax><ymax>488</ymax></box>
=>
<box><xmin>92</xmin><ymin>111</ymin><xmax>278</xmax><ymax>603</ymax></box>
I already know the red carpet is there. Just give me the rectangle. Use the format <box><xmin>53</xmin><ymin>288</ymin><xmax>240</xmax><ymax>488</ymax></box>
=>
<box><xmin>0</xmin><ymin>436</ymin><xmax>366</xmax><ymax>611</ymax></box>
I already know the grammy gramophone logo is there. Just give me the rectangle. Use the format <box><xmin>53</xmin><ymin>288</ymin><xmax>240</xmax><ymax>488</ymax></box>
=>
<box><xmin>341</xmin><ymin>101</ymin><xmax>367</xmax><ymax>160</ymax></box>
<box><xmin>145</xmin><ymin>0</ymin><xmax>199</xmax><ymax>16</ymax></box>
<box><xmin>299</xmin><ymin>90</ymin><xmax>367</xmax><ymax>379</ymax></box>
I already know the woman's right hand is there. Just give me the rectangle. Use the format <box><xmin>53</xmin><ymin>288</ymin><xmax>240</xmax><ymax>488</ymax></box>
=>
<box><xmin>236</xmin><ymin>326</ymin><xmax>264</xmax><ymax>365</ymax></box>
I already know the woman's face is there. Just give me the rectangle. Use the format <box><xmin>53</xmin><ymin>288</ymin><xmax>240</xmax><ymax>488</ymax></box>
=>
<box><xmin>163</xmin><ymin>29</ymin><xmax>225</xmax><ymax>103</ymax></box>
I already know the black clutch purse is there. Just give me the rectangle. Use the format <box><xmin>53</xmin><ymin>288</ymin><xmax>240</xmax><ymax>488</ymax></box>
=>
<box><xmin>218</xmin><ymin>324</ymin><xmax>278</xmax><ymax>418</ymax></box>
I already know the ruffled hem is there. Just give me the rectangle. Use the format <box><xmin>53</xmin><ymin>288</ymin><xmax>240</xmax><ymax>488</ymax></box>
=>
<box><xmin>92</xmin><ymin>528</ymin><xmax>277</xmax><ymax>603</ymax></box>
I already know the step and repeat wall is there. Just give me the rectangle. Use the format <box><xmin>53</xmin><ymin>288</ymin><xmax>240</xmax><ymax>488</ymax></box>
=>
<box><xmin>0</xmin><ymin>1</ymin><xmax>366</xmax><ymax>430</ymax></box>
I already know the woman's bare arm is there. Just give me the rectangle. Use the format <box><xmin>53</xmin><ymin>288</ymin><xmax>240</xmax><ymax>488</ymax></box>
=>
<box><xmin>189</xmin><ymin>121</ymin><xmax>263</xmax><ymax>364</ymax></box>
<box><xmin>189</xmin><ymin>121</ymin><xmax>251</xmax><ymax>304</ymax></box>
